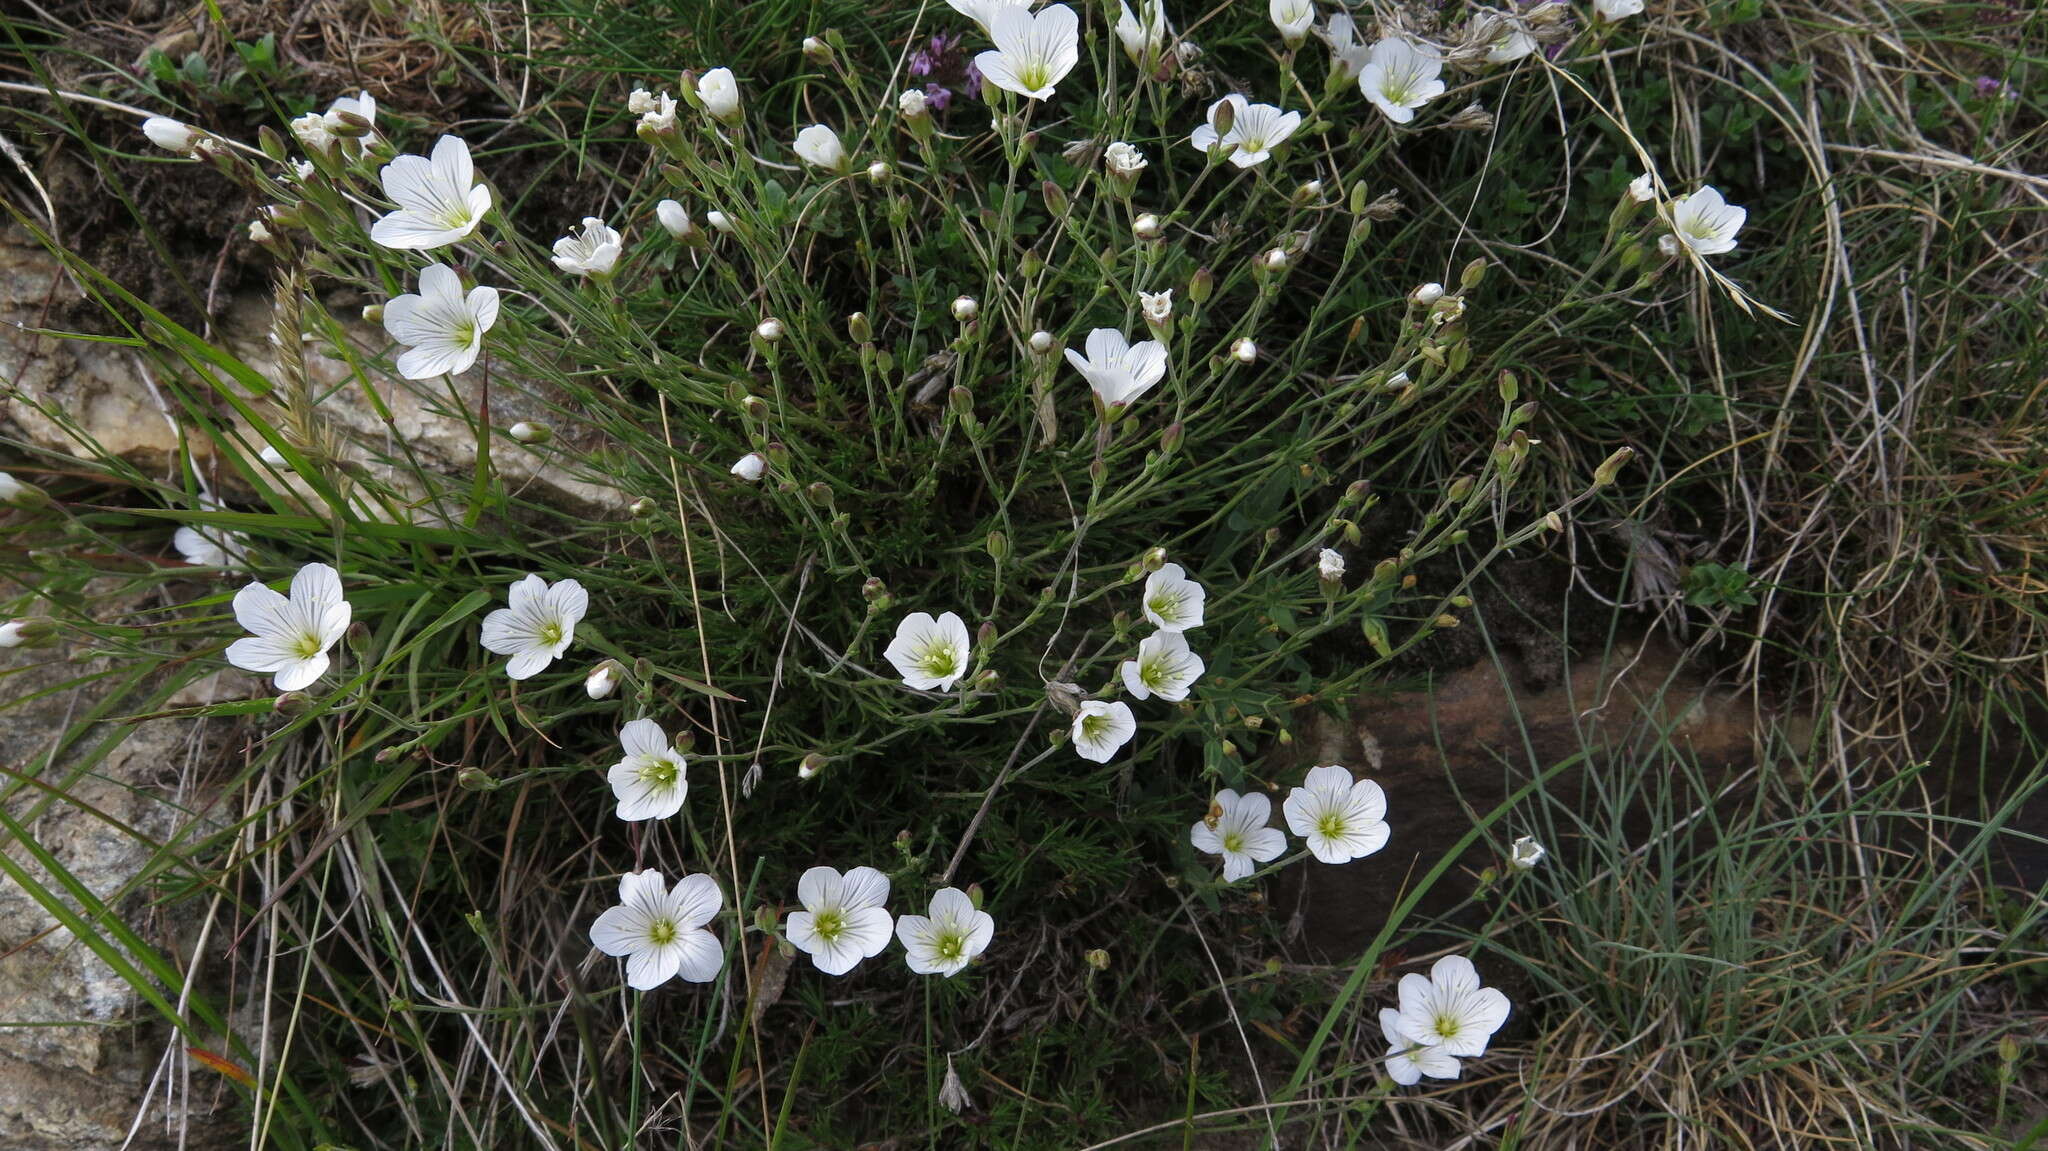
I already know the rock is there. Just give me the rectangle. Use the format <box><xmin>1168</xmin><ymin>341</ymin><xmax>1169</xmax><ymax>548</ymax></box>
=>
<box><xmin>1278</xmin><ymin>635</ymin><xmax>1776</xmax><ymax>956</ymax></box>
<box><xmin>0</xmin><ymin>222</ymin><xmax>623</xmax><ymax>519</ymax></box>
<box><xmin>0</xmin><ymin>631</ymin><xmax>239</xmax><ymax>1149</ymax></box>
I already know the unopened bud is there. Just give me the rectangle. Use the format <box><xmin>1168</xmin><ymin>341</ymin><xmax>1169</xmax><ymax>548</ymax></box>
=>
<box><xmin>1293</xmin><ymin>179</ymin><xmax>1323</xmax><ymax>205</ymax></box>
<box><xmin>1084</xmin><ymin>947</ymin><xmax>1110</xmax><ymax>970</ymax></box>
<box><xmin>1412</xmin><ymin>282</ymin><xmax>1445</xmax><ymax>306</ymax></box>
<box><xmin>1231</xmin><ymin>337</ymin><xmax>1257</xmax><ymax>364</ymax></box>
<box><xmin>986</xmin><ymin>530</ymin><xmax>1010</xmax><ymax>561</ymax></box>
<box><xmin>1461</xmin><ymin>257</ymin><xmax>1488</xmax><ymax>289</ymax></box>
<box><xmin>951</xmin><ymin>296</ymin><xmax>979</xmax><ymax>322</ymax></box>
<box><xmin>1593</xmin><ymin>446</ymin><xmax>1634</xmax><ymax>486</ymax></box>
<box><xmin>1260</xmin><ymin>247</ymin><xmax>1289</xmax><ymax>273</ymax></box>
<box><xmin>457</xmin><ymin>767</ymin><xmax>496</xmax><ymax>791</ymax></box>
<box><xmin>508</xmin><ymin>420</ymin><xmax>550</xmax><ymax>444</ymax></box>
<box><xmin>1028</xmin><ymin>329</ymin><xmax>1055</xmax><ymax>355</ymax></box>
<box><xmin>1041</xmin><ymin>179</ymin><xmax>1068</xmax><ymax>216</ymax></box>
<box><xmin>847</xmin><ymin>311</ymin><xmax>873</xmax><ymax>342</ymax></box>
<box><xmin>1545</xmin><ymin>511</ymin><xmax>1566</xmax><ymax>533</ymax></box>
<box><xmin>1141</xmin><ymin>546</ymin><xmax>1167</xmax><ymax>572</ymax></box>
<box><xmin>798</xmin><ymin>752</ymin><xmax>829</xmax><ymax>780</ymax></box>
<box><xmin>1434</xmin><ymin>614</ymin><xmax>1460</xmax><ymax>628</ymax></box>
<box><xmin>1188</xmin><ymin>266</ymin><xmax>1214</xmax><ymax>303</ymax></box>
<box><xmin>802</xmin><ymin>35</ymin><xmax>830</xmax><ymax>62</ymax></box>
<box><xmin>755</xmin><ymin>317</ymin><xmax>785</xmax><ymax>342</ymax></box>
<box><xmin>1159</xmin><ymin>422</ymin><xmax>1184</xmax><ymax>454</ymax></box>
<box><xmin>866</xmin><ymin>160</ymin><xmax>892</xmax><ymax>183</ymax></box>
<box><xmin>585</xmin><ymin>659</ymin><xmax>625</xmax><ymax>699</ymax></box>
<box><xmin>1447</xmin><ymin>475</ymin><xmax>1474</xmax><ymax>501</ymax></box>
<box><xmin>862</xmin><ymin>576</ymin><xmax>888</xmax><ymax>602</ymax></box>
<box><xmin>1133</xmin><ymin>213</ymin><xmax>1162</xmax><ymax>240</ymax></box>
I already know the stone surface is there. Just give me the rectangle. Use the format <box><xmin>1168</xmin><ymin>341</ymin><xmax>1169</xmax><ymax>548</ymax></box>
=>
<box><xmin>0</xmin><ymin>222</ymin><xmax>623</xmax><ymax>518</ymax></box>
<box><xmin>0</xmin><ymin>634</ymin><xmax>240</xmax><ymax>1150</ymax></box>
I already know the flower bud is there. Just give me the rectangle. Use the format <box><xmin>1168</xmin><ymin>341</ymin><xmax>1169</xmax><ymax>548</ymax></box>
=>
<box><xmin>1133</xmin><ymin>213</ymin><xmax>1162</xmax><ymax>240</ymax></box>
<box><xmin>1028</xmin><ymin>330</ymin><xmax>1055</xmax><ymax>355</ymax></box>
<box><xmin>706</xmin><ymin>209</ymin><xmax>735</xmax><ymax>234</ymax></box>
<box><xmin>806</xmin><ymin>481</ymin><xmax>835</xmax><ymax>507</ymax></box>
<box><xmin>1140</xmin><ymin>546</ymin><xmax>1167</xmax><ymax>572</ymax></box>
<box><xmin>1084</xmin><ymin>947</ymin><xmax>1111</xmax><ymax>971</ymax></box>
<box><xmin>585</xmin><ymin>659</ymin><xmax>625</xmax><ymax>699</ymax></box>
<box><xmin>1343</xmin><ymin>479</ymin><xmax>1370</xmax><ymax>505</ymax></box>
<box><xmin>949</xmin><ymin>385</ymin><xmax>975</xmax><ymax>418</ymax></box>
<box><xmin>730</xmin><ymin>452</ymin><xmax>767</xmax><ymax>482</ymax></box>
<box><xmin>360</xmin><ymin>302</ymin><xmax>385</xmax><ymax>324</ymax></box>
<box><xmin>1293</xmin><ymin>179</ymin><xmax>1323</xmax><ymax>204</ymax></box>
<box><xmin>866</xmin><ymin>160</ymin><xmax>892</xmax><ymax>183</ymax></box>
<box><xmin>1159</xmin><ymin>422</ymin><xmax>1184</xmax><ymax>454</ymax></box>
<box><xmin>656</xmin><ymin>198</ymin><xmax>699</xmax><ymax>243</ymax></box>
<box><xmin>1188</xmin><ymin>266</ymin><xmax>1214</xmax><ymax>304</ymax></box>
<box><xmin>798</xmin><ymin>752</ymin><xmax>828</xmax><ymax>780</ymax></box>
<box><xmin>0</xmin><ymin>472</ymin><xmax>49</xmax><ymax>509</ymax></box>
<box><xmin>1447</xmin><ymin>475</ymin><xmax>1475</xmax><ymax>502</ymax></box>
<box><xmin>847</xmin><ymin>311</ymin><xmax>873</xmax><ymax>342</ymax></box>
<box><xmin>755</xmin><ymin>317</ymin><xmax>785</xmax><ymax>342</ymax></box>
<box><xmin>1231</xmin><ymin>337</ymin><xmax>1257</xmax><ymax>364</ymax></box>
<box><xmin>951</xmin><ymin>296</ymin><xmax>979</xmax><ymax>322</ymax></box>
<box><xmin>457</xmin><ymin>767</ymin><xmax>496</xmax><ymax>792</ymax></box>
<box><xmin>1412</xmin><ymin>282</ymin><xmax>1445</xmax><ymax>306</ymax></box>
<box><xmin>1593</xmin><ymin>446</ymin><xmax>1634</xmax><ymax>486</ymax></box>
<box><xmin>898</xmin><ymin>88</ymin><xmax>930</xmax><ymax>119</ymax></box>
<box><xmin>986</xmin><ymin>530</ymin><xmax>1010</xmax><ymax>561</ymax></box>
<box><xmin>802</xmin><ymin>35</ymin><xmax>830</xmax><ymax>62</ymax></box>
<box><xmin>1041</xmin><ymin>179</ymin><xmax>1068</xmax><ymax>216</ymax></box>
<box><xmin>1545</xmin><ymin>511</ymin><xmax>1566</xmax><ymax>533</ymax></box>
<box><xmin>508</xmin><ymin>421</ymin><xmax>551</xmax><ymax>444</ymax></box>
<box><xmin>272</xmin><ymin>691</ymin><xmax>312</xmax><ymax>716</ymax></box>
<box><xmin>143</xmin><ymin>116</ymin><xmax>199</xmax><ymax>154</ymax></box>
<box><xmin>1260</xmin><ymin>248</ymin><xmax>1290</xmax><ymax>273</ymax></box>
<box><xmin>1461</xmin><ymin>257</ymin><xmax>1488</xmax><ymax>289</ymax></box>
<box><xmin>1434</xmin><ymin>614</ymin><xmax>1460</xmax><ymax>629</ymax></box>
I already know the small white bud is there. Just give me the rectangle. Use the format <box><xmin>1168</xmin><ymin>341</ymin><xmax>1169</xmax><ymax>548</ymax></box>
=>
<box><xmin>259</xmin><ymin>445</ymin><xmax>289</xmax><ymax>468</ymax></box>
<box><xmin>951</xmin><ymin>296</ymin><xmax>979</xmax><ymax>322</ymax></box>
<box><xmin>248</xmin><ymin>219</ymin><xmax>273</xmax><ymax>244</ymax></box>
<box><xmin>1261</xmin><ymin>248</ymin><xmax>1290</xmax><ymax>272</ymax></box>
<box><xmin>585</xmin><ymin>661</ymin><xmax>622</xmax><ymax>699</ymax></box>
<box><xmin>1133</xmin><ymin>213</ymin><xmax>1163</xmax><ymax>240</ymax></box>
<box><xmin>866</xmin><ymin>160</ymin><xmax>892</xmax><ymax>183</ymax></box>
<box><xmin>756</xmin><ymin>317</ymin><xmax>785</xmax><ymax>342</ymax></box>
<box><xmin>1231</xmin><ymin>337</ymin><xmax>1257</xmax><ymax>364</ymax></box>
<box><xmin>730</xmin><ymin>452</ymin><xmax>768</xmax><ymax>482</ymax></box>
<box><xmin>802</xmin><ymin>35</ymin><xmax>829</xmax><ymax>60</ymax></box>
<box><xmin>508</xmin><ymin>421</ymin><xmax>550</xmax><ymax>444</ymax></box>
<box><xmin>1028</xmin><ymin>330</ymin><xmax>1056</xmax><ymax>355</ymax></box>
<box><xmin>1627</xmin><ymin>172</ymin><xmax>1656</xmax><ymax>203</ymax></box>
<box><xmin>142</xmin><ymin>116</ymin><xmax>197</xmax><ymax>154</ymax></box>
<box><xmin>706</xmin><ymin>210</ymin><xmax>734</xmax><ymax>233</ymax></box>
<box><xmin>656</xmin><ymin>199</ymin><xmax>697</xmax><ymax>240</ymax></box>
<box><xmin>1413</xmin><ymin>282</ymin><xmax>1445</xmax><ymax>305</ymax></box>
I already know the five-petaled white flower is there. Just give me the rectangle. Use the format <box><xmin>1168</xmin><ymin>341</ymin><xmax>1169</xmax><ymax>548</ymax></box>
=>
<box><xmin>1269</xmin><ymin>0</ymin><xmax>1315</xmax><ymax>46</ymax></box>
<box><xmin>1381</xmin><ymin>1007</ymin><xmax>1462</xmax><ymax>1085</ymax></box>
<box><xmin>142</xmin><ymin>116</ymin><xmax>197</xmax><ymax>154</ymax></box>
<box><xmin>793</xmin><ymin>124</ymin><xmax>849</xmax><ymax>172</ymax></box>
<box><xmin>608</xmin><ymin>718</ymin><xmax>689</xmax><ymax>821</ymax></box>
<box><xmin>1114</xmin><ymin>0</ymin><xmax>1170</xmax><ymax>66</ymax></box>
<box><xmin>479</xmin><ymin>573</ymin><xmax>588</xmax><ymax>679</ymax></box>
<box><xmin>369</xmin><ymin>135</ymin><xmax>492</xmax><ymax>250</ymax></box>
<box><xmin>590</xmin><ymin>870</ymin><xmax>724</xmax><ymax>990</ymax></box>
<box><xmin>1667</xmin><ymin>186</ymin><xmax>1745</xmax><ymax>257</ymax></box>
<box><xmin>1360</xmin><ymin>38</ymin><xmax>1446</xmax><ymax>124</ymax></box>
<box><xmin>551</xmin><ymin>216</ymin><xmax>623</xmax><ymax>277</ymax></box>
<box><xmin>1392</xmin><ymin>955</ymin><xmax>1512</xmax><ymax>1057</ymax></box>
<box><xmin>896</xmin><ymin>887</ymin><xmax>995</xmax><ymax>977</ymax></box>
<box><xmin>1509</xmin><ymin>835</ymin><xmax>1546</xmax><ymax>870</ymax></box>
<box><xmin>976</xmin><ymin>4</ymin><xmax>1081</xmax><ymax>101</ymax></box>
<box><xmin>1283</xmin><ymin>764</ymin><xmax>1390</xmax><ymax>864</ymax></box>
<box><xmin>787</xmin><ymin>865</ymin><xmax>894</xmax><ymax>975</ymax></box>
<box><xmin>1318</xmin><ymin>548</ymin><xmax>1346</xmax><ymax>581</ymax></box>
<box><xmin>696</xmin><ymin>67</ymin><xmax>742</xmax><ymax>123</ymax></box>
<box><xmin>383</xmin><ymin>263</ymin><xmax>499</xmax><ymax>380</ymax></box>
<box><xmin>1595</xmin><ymin>0</ymin><xmax>1646</xmax><ymax>19</ymax></box>
<box><xmin>1105</xmin><ymin>141</ymin><xmax>1149</xmax><ymax>178</ymax></box>
<box><xmin>1189</xmin><ymin>94</ymin><xmax>1302</xmax><ymax>168</ymax></box>
<box><xmin>1064</xmin><ymin>328</ymin><xmax>1168</xmax><ymax>408</ymax></box>
<box><xmin>1121</xmin><ymin>631</ymin><xmax>1205</xmax><ymax>702</ymax></box>
<box><xmin>1071</xmin><ymin>699</ymin><xmax>1137</xmax><ymax>763</ymax></box>
<box><xmin>1321</xmin><ymin>12</ymin><xmax>1372</xmax><ymax>79</ymax></box>
<box><xmin>225</xmin><ymin>562</ymin><xmax>351</xmax><ymax>692</ymax></box>
<box><xmin>884</xmin><ymin>611</ymin><xmax>973</xmax><ymax>691</ymax></box>
<box><xmin>1141</xmin><ymin>563</ymin><xmax>1205</xmax><ymax>632</ymax></box>
<box><xmin>947</xmin><ymin>0</ymin><xmax>1034</xmax><ymax>33</ymax></box>
<box><xmin>1190</xmin><ymin>789</ymin><xmax>1288</xmax><ymax>882</ymax></box>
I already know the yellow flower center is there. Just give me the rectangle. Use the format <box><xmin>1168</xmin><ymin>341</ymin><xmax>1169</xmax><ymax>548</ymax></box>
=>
<box><xmin>1222</xmin><ymin>831</ymin><xmax>1244</xmax><ymax>854</ymax></box>
<box><xmin>637</xmin><ymin>757</ymin><xmax>678</xmax><ymax>788</ymax></box>
<box><xmin>813</xmin><ymin>909</ymin><xmax>845</xmax><ymax>941</ymax></box>
<box><xmin>934</xmin><ymin>931</ymin><xmax>966</xmax><ymax>962</ymax></box>
<box><xmin>1435</xmin><ymin>1013</ymin><xmax>1460</xmax><ymax>1038</ymax></box>
<box><xmin>538</xmin><ymin>621</ymin><xmax>563</xmax><ymax>647</ymax></box>
<box><xmin>647</xmin><ymin>917</ymin><xmax>677</xmax><ymax>946</ymax></box>
<box><xmin>1316</xmin><ymin>813</ymin><xmax>1346</xmax><ymax>840</ymax></box>
<box><xmin>919</xmin><ymin>642</ymin><xmax>957</xmax><ymax>678</ymax></box>
<box><xmin>291</xmin><ymin>630</ymin><xmax>324</xmax><ymax>659</ymax></box>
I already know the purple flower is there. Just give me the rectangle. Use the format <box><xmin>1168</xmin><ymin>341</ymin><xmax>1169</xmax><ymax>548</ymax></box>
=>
<box><xmin>910</xmin><ymin>51</ymin><xmax>933</xmax><ymax>76</ymax></box>
<box><xmin>924</xmin><ymin>82</ymin><xmax>953</xmax><ymax>111</ymax></box>
<box><xmin>963</xmin><ymin>61</ymin><xmax>983</xmax><ymax>99</ymax></box>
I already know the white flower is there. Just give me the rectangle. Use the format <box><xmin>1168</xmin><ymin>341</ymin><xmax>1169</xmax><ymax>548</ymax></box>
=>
<box><xmin>1269</xmin><ymin>0</ymin><xmax>1315</xmax><ymax>46</ymax></box>
<box><xmin>1114</xmin><ymin>0</ymin><xmax>1170</xmax><ymax>66</ymax></box>
<box><xmin>637</xmin><ymin>90</ymin><xmax>678</xmax><ymax>134</ymax></box>
<box><xmin>590</xmin><ymin>870</ymin><xmax>723</xmax><ymax>990</ymax></box>
<box><xmin>1509</xmin><ymin>835</ymin><xmax>1546</xmax><ymax>870</ymax></box>
<box><xmin>293</xmin><ymin>160</ymin><xmax>316</xmax><ymax>180</ymax></box>
<box><xmin>369</xmin><ymin>135</ymin><xmax>492</xmax><ymax>250</ymax></box>
<box><xmin>1120</xmin><ymin>630</ymin><xmax>1205</xmax><ymax>702</ymax></box>
<box><xmin>696</xmin><ymin>67</ymin><xmax>742</xmax><ymax>123</ymax></box>
<box><xmin>884</xmin><ymin>611</ymin><xmax>973</xmax><ymax>691</ymax></box>
<box><xmin>0</xmin><ymin>621</ymin><xmax>25</xmax><ymax>648</ymax></box>
<box><xmin>1627</xmin><ymin>172</ymin><xmax>1657</xmax><ymax>202</ymax></box>
<box><xmin>607</xmin><ymin>718</ymin><xmax>689</xmax><ymax>821</ymax></box>
<box><xmin>976</xmin><ymin>4</ymin><xmax>1081</xmax><ymax>101</ymax></box>
<box><xmin>1105</xmin><ymin>141</ymin><xmax>1148</xmax><ymax>177</ymax></box>
<box><xmin>551</xmin><ymin>216</ymin><xmax>623</xmax><ymax>277</ymax></box>
<box><xmin>248</xmin><ymin>218</ymin><xmax>272</xmax><ymax>244</ymax></box>
<box><xmin>947</xmin><ymin>0</ymin><xmax>1035</xmax><ymax>34</ymax></box>
<box><xmin>0</xmin><ymin>472</ymin><xmax>20</xmax><ymax>503</ymax></box>
<box><xmin>1595</xmin><ymin>0</ymin><xmax>1646</xmax><ymax>19</ymax></box>
<box><xmin>1138</xmin><ymin>290</ymin><xmax>1172</xmax><ymax>325</ymax></box>
<box><xmin>326</xmin><ymin>90</ymin><xmax>377</xmax><ymax>135</ymax></box>
<box><xmin>1484</xmin><ymin>22</ymin><xmax>1537</xmax><ymax>62</ymax></box>
<box><xmin>1381</xmin><ymin>1008</ymin><xmax>1462</xmax><ymax>1085</ymax></box>
<box><xmin>382</xmin><ymin>263</ymin><xmax>499</xmax><ymax>380</ymax></box>
<box><xmin>142</xmin><ymin>116</ymin><xmax>196</xmax><ymax>154</ymax></box>
<box><xmin>1667</xmin><ymin>186</ymin><xmax>1745</xmax><ymax>256</ymax></box>
<box><xmin>1071</xmin><ymin>700</ymin><xmax>1137</xmax><ymax>763</ymax></box>
<box><xmin>1189</xmin><ymin>94</ymin><xmax>1301</xmax><ymax>168</ymax></box>
<box><xmin>585</xmin><ymin>662</ymin><xmax>621</xmax><ymax>699</ymax></box>
<box><xmin>1321</xmin><ymin>13</ymin><xmax>1371</xmax><ymax>79</ymax></box>
<box><xmin>706</xmin><ymin>209</ymin><xmax>734</xmax><ymax>233</ymax></box>
<box><xmin>479</xmin><ymin>574</ymin><xmax>588</xmax><ymax>679</ymax></box>
<box><xmin>898</xmin><ymin>88</ymin><xmax>930</xmax><ymax>118</ymax></box>
<box><xmin>793</xmin><ymin>124</ymin><xmax>849</xmax><ymax>172</ymax></box>
<box><xmin>629</xmin><ymin>87</ymin><xmax>662</xmax><ymax>115</ymax></box>
<box><xmin>174</xmin><ymin>521</ymin><xmax>249</xmax><ymax>569</ymax></box>
<box><xmin>1190</xmin><ymin>790</ymin><xmax>1288</xmax><ymax>882</ymax></box>
<box><xmin>730</xmin><ymin>452</ymin><xmax>767</xmax><ymax>482</ymax></box>
<box><xmin>1318</xmin><ymin>548</ymin><xmax>1345</xmax><ymax>580</ymax></box>
<box><xmin>1141</xmin><ymin>563</ymin><xmax>1204</xmax><ymax>632</ymax></box>
<box><xmin>1283</xmin><ymin>764</ymin><xmax>1389</xmax><ymax>865</ymax></box>
<box><xmin>895</xmin><ymin>887</ymin><xmax>994</xmax><ymax>977</ymax></box>
<box><xmin>1392</xmin><ymin>955</ymin><xmax>1512</xmax><ymax>1057</ymax></box>
<box><xmin>290</xmin><ymin>113</ymin><xmax>336</xmax><ymax>156</ymax></box>
<box><xmin>1360</xmin><ymin>38</ymin><xmax>1446</xmax><ymax>124</ymax></box>
<box><xmin>1064</xmin><ymin>328</ymin><xmax>1168</xmax><ymax>407</ymax></box>
<box><xmin>786</xmin><ymin>865</ymin><xmax>894</xmax><ymax>975</ymax></box>
<box><xmin>224</xmin><ymin>562</ymin><xmax>351</xmax><ymax>692</ymax></box>
<box><xmin>656</xmin><ymin>199</ymin><xmax>697</xmax><ymax>241</ymax></box>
